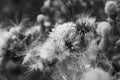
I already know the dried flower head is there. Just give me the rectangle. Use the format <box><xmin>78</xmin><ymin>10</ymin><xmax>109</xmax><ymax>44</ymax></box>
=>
<box><xmin>39</xmin><ymin>22</ymin><xmax>76</xmax><ymax>61</ymax></box>
<box><xmin>76</xmin><ymin>15</ymin><xmax>96</xmax><ymax>34</ymax></box>
<box><xmin>105</xmin><ymin>1</ymin><xmax>118</xmax><ymax>18</ymax></box>
<box><xmin>37</xmin><ymin>14</ymin><xmax>45</xmax><ymax>23</ymax></box>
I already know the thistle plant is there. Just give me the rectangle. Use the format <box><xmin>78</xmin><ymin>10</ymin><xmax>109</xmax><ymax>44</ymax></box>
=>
<box><xmin>20</xmin><ymin>14</ymin><xmax>99</xmax><ymax>80</ymax></box>
<box><xmin>1</xmin><ymin>0</ymin><xmax>120</xmax><ymax>80</ymax></box>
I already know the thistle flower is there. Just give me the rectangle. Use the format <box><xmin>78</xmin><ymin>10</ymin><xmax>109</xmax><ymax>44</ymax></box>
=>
<box><xmin>0</xmin><ymin>29</ymin><xmax>16</xmax><ymax>65</ymax></box>
<box><xmin>39</xmin><ymin>22</ymin><xmax>76</xmax><ymax>61</ymax></box>
<box><xmin>50</xmin><ymin>40</ymin><xmax>70</xmax><ymax>61</ymax></box>
<box><xmin>8</xmin><ymin>16</ymin><xmax>30</xmax><ymax>38</ymax></box>
<box><xmin>0</xmin><ymin>18</ymin><xmax>30</xmax><ymax>65</ymax></box>
<box><xmin>76</xmin><ymin>15</ymin><xmax>96</xmax><ymax>32</ymax></box>
<box><xmin>96</xmin><ymin>21</ymin><xmax>110</xmax><ymax>37</ymax></box>
<box><xmin>7</xmin><ymin>23</ymin><xmax>25</xmax><ymax>42</ymax></box>
<box><xmin>75</xmin><ymin>15</ymin><xmax>96</xmax><ymax>41</ymax></box>
<box><xmin>74</xmin><ymin>15</ymin><xmax>96</xmax><ymax>51</ymax></box>
<box><xmin>37</xmin><ymin>14</ymin><xmax>45</xmax><ymax>23</ymax></box>
<box><xmin>104</xmin><ymin>1</ymin><xmax>118</xmax><ymax>18</ymax></box>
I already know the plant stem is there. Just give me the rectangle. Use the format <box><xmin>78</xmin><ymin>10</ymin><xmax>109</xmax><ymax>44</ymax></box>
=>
<box><xmin>70</xmin><ymin>0</ymin><xmax>75</xmax><ymax>20</ymax></box>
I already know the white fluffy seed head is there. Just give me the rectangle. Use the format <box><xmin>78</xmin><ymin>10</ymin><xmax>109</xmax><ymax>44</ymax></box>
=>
<box><xmin>39</xmin><ymin>22</ymin><xmax>76</xmax><ymax>61</ymax></box>
<box><xmin>96</xmin><ymin>21</ymin><xmax>111</xmax><ymax>37</ymax></box>
<box><xmin>37</xmin><ymin>14</ymin><xmax>45</xmax><ymax>23</ymax></box>
<box><xmin>105</xmin><ymin>1</ymin><xmax>118</xmax><ymax>16</ymax></box>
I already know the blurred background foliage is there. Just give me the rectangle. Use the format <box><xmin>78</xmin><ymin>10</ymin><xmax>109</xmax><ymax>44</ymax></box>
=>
<box><xmin>0</xmin><ymin>0</ymin><xmax>119</xmax><ymax>80</ymax></box>
<box><xmin>0</xmin><ymin>0</ymin><xmax>107</xmax><ymax>23</ymax></box>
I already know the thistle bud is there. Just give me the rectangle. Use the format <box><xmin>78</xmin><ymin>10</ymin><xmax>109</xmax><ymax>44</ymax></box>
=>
<box><xmin>105</xmin><ymin>1</ymin><xmax>118</xmax><ymax>18</ymax></box>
